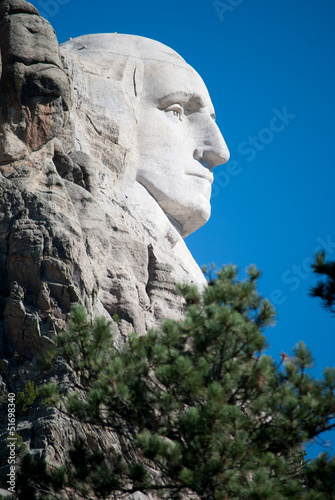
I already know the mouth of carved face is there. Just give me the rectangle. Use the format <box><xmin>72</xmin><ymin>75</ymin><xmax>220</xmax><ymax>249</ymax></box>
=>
<box><xmin>187</xmin><ymin>158</ymin><xmax>214</xmax><ymax>183</ymax></box>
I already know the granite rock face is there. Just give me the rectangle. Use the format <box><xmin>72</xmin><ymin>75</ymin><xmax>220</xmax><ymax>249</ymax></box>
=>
<box><xmin>0</xmin><ymin>0</ymin><xmax>72</xmax><ymax>164</ymax></box>
<box><xmin>0</xmin><ymin>1</ymin><xmax>230</xmax><ymax>495</ymax></box>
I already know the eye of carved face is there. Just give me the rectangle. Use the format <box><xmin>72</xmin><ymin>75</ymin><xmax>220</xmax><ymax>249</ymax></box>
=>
<box><xmin>164</xmin><ymin>104</ymin><xmax>183</xmax><ymax>121</ymax></box>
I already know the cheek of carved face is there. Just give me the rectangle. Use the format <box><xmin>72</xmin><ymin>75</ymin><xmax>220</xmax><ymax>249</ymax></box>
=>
<box><xmin>136</xmin><ymin>107</ymin><xmax>213</xmax><ymax>235</ymax></box>
<box><xmin>135</xmin><ymin>62</ymin><xmax>229</xmax><ymax>237</ymax></box>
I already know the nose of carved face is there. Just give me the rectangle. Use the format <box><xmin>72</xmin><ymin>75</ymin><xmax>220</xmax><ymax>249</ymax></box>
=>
<box><xmin>193</xmin><ymin>119</ymin><xmax>230</xmax><ymax>171</ymax></box>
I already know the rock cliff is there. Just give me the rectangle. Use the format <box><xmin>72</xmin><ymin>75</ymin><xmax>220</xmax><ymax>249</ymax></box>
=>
<box><xmin>0</xmin><ymin>0</ymin><xmax>218</xmax><ymax>493</ymax></box>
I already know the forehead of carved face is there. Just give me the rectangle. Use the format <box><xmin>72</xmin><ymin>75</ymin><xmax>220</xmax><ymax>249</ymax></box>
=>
<box><xmin>136</xmin><ymin>58</ymin><xmax>229</xmax><ymax>237</ymax></box>
<box><xmin>61</xmin><ymin>34</ymin><xmax>229</xmax><ymax>236</ymax></box>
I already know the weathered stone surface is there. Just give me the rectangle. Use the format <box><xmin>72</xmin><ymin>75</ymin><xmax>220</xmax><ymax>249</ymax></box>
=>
<box><xmin>69</xmin><ymin>150</ymin><xmax>98</xmax><ymax>195</ymax></box>
<box><xmin>0</xmin><ymin>0</ymin><xmax>72</xmax><ymax>163</ymax></box>
<box><xmin>0</xmin><ymin>0</ymin><xmax>39</xmax><ymax>17</ymax></box>
<box><xmin>0</xmin><ymin>14</ymin><xmax>61</xmax><ymax>67</ymax></box>
<box><xmin>0</xmin><ymin>2</ymin><xmax>230</xmax><ymax>496</ymax></box>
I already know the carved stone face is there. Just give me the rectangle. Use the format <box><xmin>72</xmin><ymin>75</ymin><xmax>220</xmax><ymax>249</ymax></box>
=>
<box><xmin>136</xmin><ymin>59</ymin><xmax>229</xmax><ymax>237</ymax></box>
<box><xmin>61</xmin><ymin>34</ymin><xmax>230</xmax><ymax>237</ymax></box>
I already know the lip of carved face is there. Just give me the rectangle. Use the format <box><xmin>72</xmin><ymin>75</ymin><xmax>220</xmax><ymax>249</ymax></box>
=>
<box><xmin>186</xmin><ymin>167</ymin><xmax>214</xmax><ymax>183</ymax></box>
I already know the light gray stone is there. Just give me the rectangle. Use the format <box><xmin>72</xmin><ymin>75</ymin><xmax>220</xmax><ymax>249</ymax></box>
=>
<box><xmin>61</xmin><ymin>33</ymin><xmax>230</xmax><ymax>237</ymax></box>
<box><xmin>0</xmin><ymin>4</ymin><xmax>230</xmax><ymax>496</ymax></box>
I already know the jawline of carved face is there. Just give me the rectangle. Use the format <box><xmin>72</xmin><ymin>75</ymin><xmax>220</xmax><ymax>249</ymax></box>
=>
<box><xmin>136</xmin><ymin>168</ymin><xmax>213</xmax><ymax>238</ymax></box>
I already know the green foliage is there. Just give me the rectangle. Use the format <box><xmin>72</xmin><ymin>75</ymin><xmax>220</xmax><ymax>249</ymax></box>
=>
<box><xmin>16</xmin><ymin>380</ymin><xmax>39</xmax><ymax>415</ymax></box>
<box><xmin>305</xmin><ymin>452</ymin><xmax>335</xmax><ymax>499</ymax></box>
<box><xmin>112</xmin><ymin>313</ymin><xmax>121</xmax><ymax>324</ymax></box>
<box><xmin>17</xmin><ymin>266</ymin><xmax>335</xmax><ymax>499</ymax></box>
<box><xmin>16</xmin><ymin>453</ymin><xmax>66</xmax><ymax>500</ymax></box>
<box><xmin>1</xmin><ymin>432</ymin><xmax>27</xmax><ymax>467</ymax></box>
<box><xmin>7</xmin><ymin>432</ymin><xmax>27</xmax><ymax>459</ymax></box>
<box><xmin>310</xmin><ymin>250</ymin><xmax>335</xmax><ymax>314</ymax></box>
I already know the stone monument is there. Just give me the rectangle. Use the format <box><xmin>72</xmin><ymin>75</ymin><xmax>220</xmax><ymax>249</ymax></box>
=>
<box><xmin>0</xmin><ymin>0</ymin><xmax>229</xmax><ymax>489</ymax></box>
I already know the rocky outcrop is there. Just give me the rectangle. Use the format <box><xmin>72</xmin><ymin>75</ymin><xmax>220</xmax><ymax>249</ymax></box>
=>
<box><xmin>0</xmin><ymin>0</ymin><xmax>72</xmax><ymax>164</ymax></box>
<box><xmin>0</xmin><ymin>1</ymin><xmax>208</xmax><ymax>494</ymax></box>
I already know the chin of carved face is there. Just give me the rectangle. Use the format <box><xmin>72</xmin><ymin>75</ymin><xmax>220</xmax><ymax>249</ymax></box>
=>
<box><xmin>136</xmin><ymin>61</ymin><xmax>229</xmax><ymax>237</ymax></box>
<box><xmin>136</xmin><ymin>160</ymin><xmax>213</xmax><ymax>237</ymax></box>
<box><xmin>163</xmin><ymin>190</ymin><xmax>212</xmax><ymax>238</ymax></box>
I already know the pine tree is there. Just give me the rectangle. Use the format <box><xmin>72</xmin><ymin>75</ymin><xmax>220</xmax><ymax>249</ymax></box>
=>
<box><xmin>310</xmin><ymin>250</ymin><xmax>335</xmax><ymax>314</ymax></box>
<box><xmin>14</xmin><ymin>265</ymin><xmax>335</xmax><ymax>500</ymax></box>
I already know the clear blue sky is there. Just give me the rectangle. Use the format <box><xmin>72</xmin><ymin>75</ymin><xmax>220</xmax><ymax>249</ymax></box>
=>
<box><xmin>29</xmin><ymin>0</ymin><xmax>335</xmax><ymax>457</ymax></box>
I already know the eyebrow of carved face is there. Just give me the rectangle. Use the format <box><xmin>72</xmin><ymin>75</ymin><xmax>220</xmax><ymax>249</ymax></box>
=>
<box><xmin>156</xmin><ymin>91</ymin><xmax>207</xmax><ymax>112</ymax></box>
